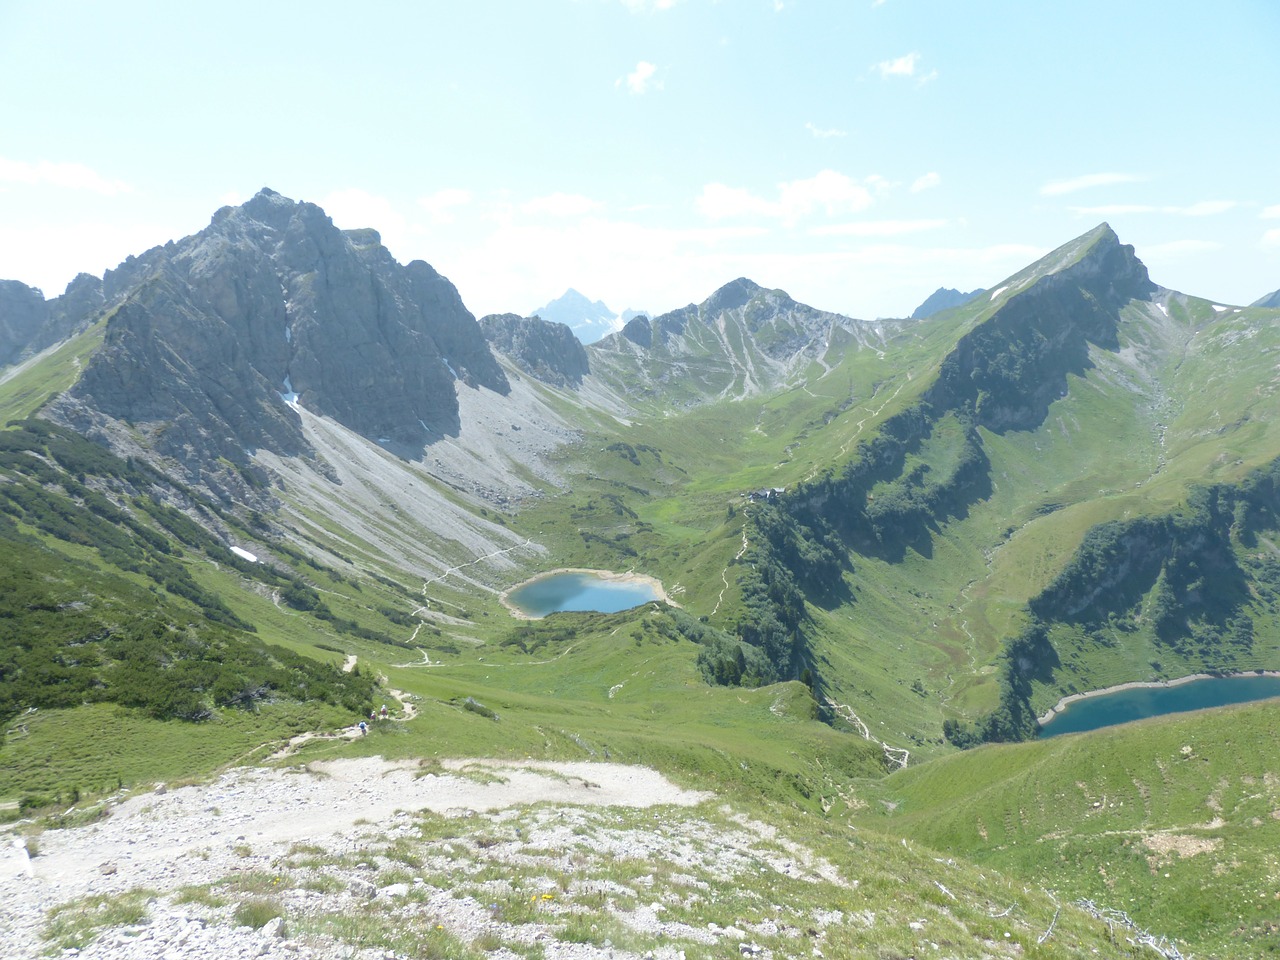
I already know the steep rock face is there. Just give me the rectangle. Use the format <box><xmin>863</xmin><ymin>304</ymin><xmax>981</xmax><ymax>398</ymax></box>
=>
<box><xmin>49</xmin><ymin>188</ymin><xmax>507</xmax><ymax>484</ymax></box>
<box><xmin>1252</xmin><ymin>289</ymin><xmax>1280</xmax><ymax>309</ymax></box>
<box><xmin>0</xmin><ymin>280</ymin><xmax>46</xmax><ymax>367</ymax></box>
<box><xmin>0</xmin><ymin>274</ymin><xmax>104</xmax><ymax>367</ymax></box>
<box><xmin>480</xmin><ymin>313</ymin><xmax>589</xmax><ymax>387</ymax></box>
<box><xmin>590</xmin><ymin>278</ymin><xmax>892</xmax><ymax>404</ymax></box>
<box><xmin>924</xmin><ymin>224</ymin><xmax>1153</xmax><ymax>432</ymax></box>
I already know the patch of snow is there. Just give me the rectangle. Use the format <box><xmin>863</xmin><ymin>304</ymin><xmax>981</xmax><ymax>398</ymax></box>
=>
<box><xmin>442</xmin><ymin>357</ymin><xmax>459</xmax><ymax>379</ymax></box>
<box><xmin>284</xmin><ymin>324</ymin><xmax>292</xmax><ymax>342</ymax></box>
<box><xmin>1156</xmin><ymin>303</ymin><xmax>1169</xmax><ymax>317</ymax></box>
<box><xmin>229</xmin><ymin>546</ymin><xmax>258</xmax><ymax>563</ymax></box>
<box><xmin>988</xmin><ymin>285</ymin><xmax>1009</xmax><ymax>301</ymax></box>
<box><xmin>280</xmin><ymin>375</ymin><xmax>300</xmax><ymax>407</ymax></box>
<box><xmin>418</xmin><ymin>418</ymin><xmax>432</xmax><ymax>433</ymax></box>
<box><xmin>1212</xmin><ymin>304</ymin><xmax>1229</xmax><ymax>312</ymax></box>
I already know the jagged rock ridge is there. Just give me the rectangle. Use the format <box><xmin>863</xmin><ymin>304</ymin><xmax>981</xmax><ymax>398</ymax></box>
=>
<box><xmin>46</xmin><ymin>188</ymin><xmax>508</xmax><ymax>492</ymax></box>
<box><xmin>0</xmin><ymin>274</ymin><xmax>104</xmax><ymax>367</ymax></box>
<box><xmin>480</xmin><ymin>313</ymin><xmax>589</xmax><ymax>388</ymax></box>
<box><xmin>588</xmin><ymin>277</ymin><xmax>896</xmax><ymax>405</ymax></box>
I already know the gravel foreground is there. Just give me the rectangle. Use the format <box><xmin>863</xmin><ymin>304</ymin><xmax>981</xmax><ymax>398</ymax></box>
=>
<box><xmin>0</xmin><ymin>757</ymin><xmax>852</xmax><ymax>960</ymax></box>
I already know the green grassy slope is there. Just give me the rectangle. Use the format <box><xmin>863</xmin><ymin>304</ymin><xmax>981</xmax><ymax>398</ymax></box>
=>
<box><xmin>855</xmin><ymin>701</ymin><xmax>1280</xmax><ymax>958</ymax></box>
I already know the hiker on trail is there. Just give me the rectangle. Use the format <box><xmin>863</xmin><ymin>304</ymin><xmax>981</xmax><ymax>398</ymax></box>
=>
<box><xmin>380</xmin><ymin>704</ymin><xmax>389</xmax><ymax>719</ymax></box>
<box><xmin>358</xmin><ymin>720</ymin><xmax>367</xmax><ymax>736</ymax></box>
<box><xmin>370</xmin><ymin>710</ymin><xmax>377</xmax><ymax>722</ymax></box>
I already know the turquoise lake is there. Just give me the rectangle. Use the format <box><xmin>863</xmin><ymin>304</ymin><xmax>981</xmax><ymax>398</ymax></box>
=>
<box><xmin>505</xmin><ymin>571</ymin><xmax>662</xmax><ymax>618</ymax></box>
<box><xmin>1038</xmin><ymin>674</ymin><xmax>1280</xmax><ymax>738</ymax></box>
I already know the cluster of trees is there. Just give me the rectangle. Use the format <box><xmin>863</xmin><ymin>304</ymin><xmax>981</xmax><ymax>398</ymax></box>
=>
<box><xmin>942</xmin><ymin>626</ymin><xmax>1052</xmax><ymax>747</ymax></box>
<box><xmin>946</xmin><ymin>456</ymin><xmax>1280</xmax><ymax>748</ymax></box>
<box><xmin>0</xmin><ymin>539</ymin><xmax>375</xmax><ymax>724</ymax></box>
<box><xmin>0</xmin><ymin>419</ymin><xmax>386</xmax><ymax>725</ymax></box>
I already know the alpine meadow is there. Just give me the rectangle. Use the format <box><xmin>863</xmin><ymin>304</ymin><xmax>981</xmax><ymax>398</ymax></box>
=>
<box><xmin>1</xmin><ymin>182</ymin><xmax>1279</xmax><ymax>959</ymax></box>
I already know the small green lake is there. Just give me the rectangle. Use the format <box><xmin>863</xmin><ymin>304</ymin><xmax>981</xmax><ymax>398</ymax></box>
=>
<box><xmin>1038</xmin><ymin>674</ymin><xmax>1280</xmax><ymax>738</ymax></box>
<box><xmin>504</xmin><ymin>571</ymin><xmax>663</xmax><ymax>618</ymax></box>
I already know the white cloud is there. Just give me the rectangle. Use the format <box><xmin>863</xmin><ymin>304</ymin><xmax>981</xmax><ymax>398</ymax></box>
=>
<box><xmin>1262</xmin><ymin>228</ymin><xmax>1280</xmax><ymax>248</ymax></box>
<box><xmin>427</xmin><ymin>215</ymin><xmax>769</xmax><ymax>319</ymax></box>
<box><xmin>619</xmin><ymin>0</ymin><xmax>680</xmax><ymax>10</ymax></box>
<box><xmin>1179</xmin><ymin>200</ymin><xmax>1237</xmax><ymax>216</ymax></box>
<box><xmin>0</xmin><ymin>220</ymin><xmax>169</xmax><ymax>296</ymax></box>
<box><xmin>319</xmin><ymin>188</ymin><xmax>414</xmax><ymax>252</ymax></box>
<box><xmin>622</xmin><ymin>60</ymin><xmax>659</xmax><ymax>94</ymax></box>
<box><xmin>418</xmin><ymin>188</ymin><xmax>472</xmax><ymax>223</ymax></box>
<box><xmin>1262</xmin><ymin>204</ymin><xmax>1280</xmax><ymax>219</ymax></box>
<box><xmin>0</xmin><ymin>157</ymin><xmax>132</xmax><ymax>196</ymax></box>
<box><xmin>1069</xmin><ymin>200</ymin><xmax>1237</xmax><ymax>217</ymax></box>
<box><xmin>875</xmin><ymin>52</ymin><xmax>920</xmax><ymax>78</ymax></box>
<box><xmin>1040</xmin><ymin>172</ymin><xmax>1144</xmax><ymax>196</ymax></box>
<box><xmin>698</xmin><ymin>171</ymin><xmax>877</xmax><ymax>226</ymax></box>
<box><xmin>805</xmin><ymin>122</ymin><xmax>847</xmax><ymax>139</ymax></box>
<box><xmin>810</xmin><ymin>219</ymin><xmax>948</xmax><ymax>238</ymax></box>
<box><xmin>696</xmin><ymin>183</ymin><xmax>780</xmax><ymax>220</ymax></box>
<box><xmin>783</xmin><ymin>171</ymin><xmax>876</xmax><ymax>217</ymax></box>
<box><xmin>1141</xmin><ymin>239</ymin><xmax>1224</xmax><ymax>258</ymax></box>
<box><xmin>520</xmin><ymin>193</ymin><xmax>601</xmax><ymax>217</ymax></box>
<box><xmin>910</xmin><ymin>172</ymin><xmax>941</xmax><ymax>193</ymax></box>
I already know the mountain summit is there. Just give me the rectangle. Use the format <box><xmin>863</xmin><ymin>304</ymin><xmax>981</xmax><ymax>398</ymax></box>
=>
<box><xmin>530</xmin><ymin>288</ymin><xmax>644</xmax><ymax>344</ymax></box>
<box><xmin>47</xmin><ymin>188</ymin><xmax>508</xmax><ymax>496</ymax></box>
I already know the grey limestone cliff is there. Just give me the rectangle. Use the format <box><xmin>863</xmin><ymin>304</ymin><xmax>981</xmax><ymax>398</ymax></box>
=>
<box><xmin>0</xmin><ymin>273</ymin><xmax>104</xmax><ymax>367</ymax></box>
<box><xmin>47</xmin><ymin>188</ymin><xmax>507</xmax><ymax>494</ymax></box>
<box><xmin>480</xmin><ymin>313</ymin><xmax>589</xmax><ymax>388</ymax></box>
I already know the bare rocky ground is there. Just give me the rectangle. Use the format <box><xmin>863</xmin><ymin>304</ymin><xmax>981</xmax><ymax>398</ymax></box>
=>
<box><xmin>0</xmin><ymin>757</ymin><xmax>861</xmax><ymax>960</ymax></box>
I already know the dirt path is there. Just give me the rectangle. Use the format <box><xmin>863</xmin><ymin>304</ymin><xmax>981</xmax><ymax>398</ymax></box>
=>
<box><xmin>825</xmin><ymin>696</ymin><xmax>909</xmax><ymax>769</ymax></box>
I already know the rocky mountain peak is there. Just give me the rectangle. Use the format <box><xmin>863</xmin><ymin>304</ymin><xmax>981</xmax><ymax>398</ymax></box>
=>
<box><xmin>47</xmin><ymin>189</ymin><xmax>508</xmax><ymax>500</ymax></box>
<box><xmin>531</xmin><ymin>288</ymin><xmax>622</xmax><ymax>344</ymax></box>
<box><xmin>924</xmin><ymin>223</ymin><xmax>1156</xmax><ymax>433</ymax></box>
<box><xmin>0</xmin><ymin>272</ymin><xmax>106</xmax><ymax>367</ymax></box>
<box><xmin>480</xmin><ymin>313</ymin><xmax>589</xmax><ymax>388</ymax></box>
<box><xmin>703</xmin><ymin>277</ymin><xmax>762</xmax><ymax>315</ymax></box>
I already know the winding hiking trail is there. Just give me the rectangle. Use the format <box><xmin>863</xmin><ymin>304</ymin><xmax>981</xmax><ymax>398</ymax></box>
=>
<box><xmin>803</xmin><ymin>373</ymin><xmax>912</xmax><ymax>484</ymax></box>
<box><xmin>410</xmin><ymin>537</ymin><xmax>538</xmax><ymax>617</ymax></box>
<box><xmin>824</xmin><ymin>696</ymin><xmax>909</xmax><ymax>769</ymax></box>
<box><xmin>711</xmin><ymin>508</ymin><xmax>752</xmax><ymax>617</ymax></box>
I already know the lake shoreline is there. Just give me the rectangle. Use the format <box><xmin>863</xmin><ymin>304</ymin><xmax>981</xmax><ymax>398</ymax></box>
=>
<box><xmin>1036</xmin><ymin>670</ymin><xmax>1280</xmax><ymax>726</ymax></box>
<box><xmin>500</xmin><ymin>568</ymin><xmax>674</xmax><ymax>620</ymax></box>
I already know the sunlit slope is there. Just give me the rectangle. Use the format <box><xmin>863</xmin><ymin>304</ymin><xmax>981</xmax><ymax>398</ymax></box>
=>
<box><xmin>642</xmin><ymin>224</ymin><xmax>1280</xmax><ymax>753</ymax></box>
<box><xmin>854</xmin><ymin>700</ymin><xmax>1280</xmax><ymax>959</ymax></box>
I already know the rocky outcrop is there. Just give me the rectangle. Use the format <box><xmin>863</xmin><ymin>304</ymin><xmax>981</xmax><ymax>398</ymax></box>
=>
<box><xmin>590</xmin><ymin>278</ymin><xmax>891</xmax><ymax>404</ymax></box>
<box><xmin>1251</xmin><ymin>289</ymin><xmax>1280</xmax><ymax>308</ymax></box>
<box><xmin>923</xmin><ymin>224</ymin><xmax>1153</xmax><ymax>433</ymax></box>
<box><xmin>46</xmin><ymin>188</ymin><xmax>508</xmax><ymax>489</ymax></box>
<box><xmin>0</xmin><ymin>280</ymin><xmax>46</xmax><ymax>367</ymax></box>
<box><xmin>0</xmin><ymin>274</ymin><xmax>104</xmax><ymax>367</ymax></box>
<box><xmin>480</xmin><ymin>313</ymin><xmax>589</xmax><ymax>387</ymax></box>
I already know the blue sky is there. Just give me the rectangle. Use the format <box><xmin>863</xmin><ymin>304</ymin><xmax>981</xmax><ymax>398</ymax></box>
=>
<box><xmin>2</xmin><ymin>0</ymin><xmax>1278</xmax><ymax>320</ymax></box>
